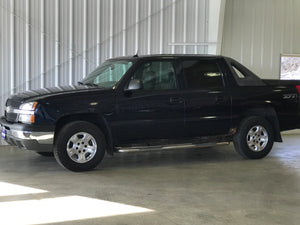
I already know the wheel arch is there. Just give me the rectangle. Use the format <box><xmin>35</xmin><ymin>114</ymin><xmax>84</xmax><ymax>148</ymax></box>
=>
<box><xmin>236</xmin><ymin>106</ymin><xmax>282</xmax><ymax>142</ymax></box>
<box><xmin>54</xmin><ymin>113</ymin><xmax>114</xmax><ymax>155</ymax></box>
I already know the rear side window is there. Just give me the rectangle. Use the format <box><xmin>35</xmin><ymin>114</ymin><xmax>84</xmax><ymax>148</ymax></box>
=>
<box><xmin>230</xmin><ymin>61</ymin><xmax>265</xmax><ymax>86</ymax></box>
<box><xmin>232</xmin><ymin>66</ymin><xmax>245</xmax><ymax>78</ymax></box>
<box><xmin>182</xmin><ymin>60</ymin><xmax>223</xmax><ymax>89</ymax></box>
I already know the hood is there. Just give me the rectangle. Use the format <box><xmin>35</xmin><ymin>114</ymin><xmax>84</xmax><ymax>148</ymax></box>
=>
<box><xmin>9</xmin><ymin>85</ymin><xmax>107</xmax><ymax>102</ymax></box>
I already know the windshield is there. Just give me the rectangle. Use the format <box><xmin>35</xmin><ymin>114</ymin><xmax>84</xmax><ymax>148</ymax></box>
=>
<box><xmin>80</xmin><ymin>60</ymin><xmax>133</xmax><ymax>88</ymax></box>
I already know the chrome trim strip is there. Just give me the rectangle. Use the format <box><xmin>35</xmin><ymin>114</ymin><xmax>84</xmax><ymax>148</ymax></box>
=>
<box><xmin>4</xmin><ymin>128</ymin><xmax>54</xmax><ymax>145</ymax></box>
<box><xmin>12</xmin><ymin>109</ymin><xmax>35</xmax><ymax>115</ymax></box>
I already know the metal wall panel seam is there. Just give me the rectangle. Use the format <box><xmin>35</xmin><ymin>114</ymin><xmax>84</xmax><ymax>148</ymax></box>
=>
<box><xmin>250</xmin><ymin>3</ymin><xmax>255</xmax><ymax>67</ymax></box>
<box><xmin>25</xmin><ymin>0</ymin><xmax>30</xmax><ymax>90</ymax></box>
<box><xmin>40</xmin><ymin>0</ymin><xmax>44</xmax><ymax>88</ymax></box>
<box><xmin>240</xmin><ymin>0</ymin><xmax>244</xmax><ymax>63</ymax></box>
<box><xmin>55</xmin><ymin>0</ymin><xmax>59</xmax><ymax>86</ymax></box>
<box><xmin>69</xmin><ymin>0</ymin><xmax>73</xmax><ymax>85</ymax></box>
<box><xmin>270</xmin><ymin>0</ymin><xmax>274</xmax><ymax>72</ymax></box>
<box><xmin>171</xmin><ymin>0</ymin><xmax>176</xmax><ymax>54</ymax></box>
<box><xmin>182</xmin><ymin>0</ymin><xmax>187</xmax><ymax>54</ymax></box>
<box><xmin>194</xmin><ymin>0</ymin><xmax>199</xmax><ymax>54</ymax></box>
<box><xmin>228</xmin><ymin>0</ymin><xmax>233</xmax><ymax>56</ymax></box>
<box><xmin>289</xmin><ymin>0</ymin><xmax>293</xmax><ymax>53</ymax></box>
<box><xmin>216</xmin><ymin>0</ymin><xmax>226</xmax><ymax>54</ymax></box>
<box><xmin>0</xmin><ymin>3</ymin><xmax>5</xmax><ymax>109</ymax></box>
<box><xmin>147</xmin><ymin>0</ymin><xmax>151</xmax><ymax>54</ymax></box>
<box><xmin>279</xmin><ymin>0</ymin><xmax>284</xmax><ymax>54</ymax></box>
<box><xmin>109</xmin><ymin>0</ymin><xmax>114</xmax><ymax>58</ymax></box>
<box><xmin>96</xmin><ymin>0</ymin><xmax>101</xmax><ymax>64</ymax></box>
<box><xmin>10</xmin><ymin>0</ymin><xmax>15</xmax><ymax>94</ymax></box>
<box><xmin>204</xmin><ymin>0</ymin><xmax>209</xmax><ymax>53</ymax></box>
<box><xmin>82</xmin><ymin>0</ymin><xmax>87</xmax><ymax>78</ymax></box>
<box><xmin>260</xmin><ymin>0</ymin><xmax>265</xmax><ymax>74</ymax></box>
<box><xmin>122</xmin><ymin>0</ymin><xmax>127</xmax><ymax>56</ymax></box>
<box><xmin>135</xmin><ymin>0</ymin><xmax>139</xmax><ymax>53</ymax></box>
<box><xmin>159</xmin><ymin>0</ymin><xmax>163</xmax><ymax>54</ymax></box>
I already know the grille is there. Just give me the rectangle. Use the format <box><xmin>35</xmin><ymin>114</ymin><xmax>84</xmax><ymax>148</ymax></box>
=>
<box><xmin>6</xmin><ymin>112</ymin><xmax>18</xmax><ymax>122</ymax></box>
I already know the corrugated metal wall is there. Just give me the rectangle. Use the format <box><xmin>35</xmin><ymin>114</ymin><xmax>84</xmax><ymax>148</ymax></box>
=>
<box><xmin>222</xmin><ymin>0</ymin><xmax>300</xmax><ymax>79</ymax></box>
<box><xmin>0</xmin><ymin>0</ymin><xmax>224</xmax><ymax>118</ymax></box>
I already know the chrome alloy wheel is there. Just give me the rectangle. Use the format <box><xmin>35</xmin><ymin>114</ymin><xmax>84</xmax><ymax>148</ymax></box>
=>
<box><xmin>66</xmin><ymin>132</ymin><xmax>97</xmax><ymax>163</ymax></box>
<box><xmin>246</xmin><ymin>125</ymin><xmax>269</xmax><ymax>152</ymax></box>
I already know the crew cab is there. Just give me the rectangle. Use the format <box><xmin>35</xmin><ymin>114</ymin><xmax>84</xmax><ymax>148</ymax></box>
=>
<box><xmin>1</xmin><ymin>55</ymin><xmax>300</xmax><ymax>171</ymax></box>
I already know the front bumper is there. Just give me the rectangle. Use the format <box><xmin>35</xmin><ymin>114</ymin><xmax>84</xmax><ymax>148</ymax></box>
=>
<box><xmin>1</xmin><ymin>117</ymin><xmax>54</xmax><ymax>152</ymax></box>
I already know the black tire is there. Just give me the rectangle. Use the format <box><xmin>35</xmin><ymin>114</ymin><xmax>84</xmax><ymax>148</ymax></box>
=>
<box><xmin>36</xmin><ymin>152</ymin><xmax>54</xmax><ymax>157</ymax></box>
<box><xmin>233</xmin><ymin>116</ymin><xmax>274</xmax><ymax>159</ymax></box>
<box><xmin>54</xmin><ymin>121</ymin><xmax>106</xmax><ymax>172</ymax></box>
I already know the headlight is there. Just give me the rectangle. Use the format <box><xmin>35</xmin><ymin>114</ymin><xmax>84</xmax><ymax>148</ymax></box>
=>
<box><xmin>20</xmin><ymin>102</ymin><xmax>37</xmax><ymax>111</ymax></box>
<box><xmin>18</xmin><ymin>102</ymin><xmax>38</xmax><ymax>124</ymax></box>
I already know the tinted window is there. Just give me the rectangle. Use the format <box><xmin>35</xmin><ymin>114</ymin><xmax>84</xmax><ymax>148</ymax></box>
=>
<box><xmin>232</xmin><ymin>66</ymin><xmax>246</xmax><ymax>78</ymax></box>
<box><xmin>130</xmin><ymin>61</ymin><xmax>176</xmax><ymax>90</ymax></box>
<box><xmin>182</xmin><ymin>60</ymin><xmax>223</xmax><ymax>89</ymax></box>
<box><xmin>230</xmin><ymin>61</ymin><xmax>265</xmax><ymax>86</ymax></box>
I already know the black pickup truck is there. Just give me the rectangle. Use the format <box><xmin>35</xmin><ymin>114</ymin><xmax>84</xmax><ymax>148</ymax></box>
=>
<box><xmin>1</xmin><ymin>55</ymin><xmax>300</xmax><ymax>171</ymax></box>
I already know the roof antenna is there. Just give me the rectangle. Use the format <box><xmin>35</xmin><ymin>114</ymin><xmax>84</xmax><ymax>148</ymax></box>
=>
<box><xmin>133</xmin><ymin>50</ymin><xmax>139</xmax><ymax>57</ymax></box>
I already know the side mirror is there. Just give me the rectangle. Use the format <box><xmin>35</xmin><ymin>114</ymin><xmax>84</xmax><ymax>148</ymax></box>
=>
<box><xmin>126</xmin><ymin>79</ymin><xmax>142</xmax><ymax>91</ymax></box>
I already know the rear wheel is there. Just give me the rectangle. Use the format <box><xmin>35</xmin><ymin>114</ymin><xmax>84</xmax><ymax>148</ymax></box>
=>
<box><xmin>54</xmin><ymin>121</ymin><xmax>106</xmax><ymax>172</ymax></box>
<box><xmin>233</xmin><ymin>116</ymin><xmax>274</xmax><ymax>159</ymax></box>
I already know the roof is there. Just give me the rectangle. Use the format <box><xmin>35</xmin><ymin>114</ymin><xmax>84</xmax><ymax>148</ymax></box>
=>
<box><xmin>107</xmin><ymin>54</ymin><xmax>225</xmax><ymax>61</ymax></box>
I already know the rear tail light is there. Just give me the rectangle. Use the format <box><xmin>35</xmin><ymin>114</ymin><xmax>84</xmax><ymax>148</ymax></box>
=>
<box><xmin>297</xmin><ymin>85</ymin><xmax>300</xmax><ymax>95</ymax></box>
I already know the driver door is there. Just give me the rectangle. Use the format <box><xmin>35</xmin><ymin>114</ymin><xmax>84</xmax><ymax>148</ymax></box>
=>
<box><xmin>113</xmin><ymin>60</ymin><xmax>185</xmax><ymax>143</ymax></box>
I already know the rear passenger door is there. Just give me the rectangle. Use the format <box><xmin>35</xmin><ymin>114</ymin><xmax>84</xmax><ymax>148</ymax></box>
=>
<box><xmin>178</xmin><ymin>58</ymin><xmax>232</xmax><ymax>137</ymax></box>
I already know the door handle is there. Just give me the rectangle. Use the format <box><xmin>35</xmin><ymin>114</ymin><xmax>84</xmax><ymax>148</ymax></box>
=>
<box><xmin>169</xmin><ymin>97</ymin><xmax>184</xmax><ymax>104</ymax></box>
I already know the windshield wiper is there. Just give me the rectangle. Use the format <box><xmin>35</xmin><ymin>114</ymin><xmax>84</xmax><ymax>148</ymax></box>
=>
<box><xmin>78</xmin><ymin>82</ymin><xmax>98</xmax><ymax>87</ymax></box>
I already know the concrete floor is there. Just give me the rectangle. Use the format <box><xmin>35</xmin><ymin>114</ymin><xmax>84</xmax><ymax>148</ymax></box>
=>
<box><xmin>0</xmin><ymin>135</ymin><xmax>300</xmax><ymax>225</ymax></box>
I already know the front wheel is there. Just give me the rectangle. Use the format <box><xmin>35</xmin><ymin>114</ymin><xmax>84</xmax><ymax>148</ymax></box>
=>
<box><xmin>233</xmin><ymin>116</ymin><xmax>274</xmax><ymax>159</ymax></box>
<box><xmin>54</xmin><ymin>121</ymin><xmax>106</xmax><ymax>172</ymax></box>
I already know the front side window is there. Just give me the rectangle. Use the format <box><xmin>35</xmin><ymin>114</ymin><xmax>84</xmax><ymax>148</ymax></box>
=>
<box><xmin>81</xmin><ymin>60</ymin><xmax>133</xmax><ymax>88</ymax></box>
<box><xmin>130</xmin><ymin>61</ymin><xmax>177</xmax><ymax>90</ymax></box>
<box><xmin>182</xmin><ymin>60</ymin><xmax>223</xmax><ymax>89</ymax></box>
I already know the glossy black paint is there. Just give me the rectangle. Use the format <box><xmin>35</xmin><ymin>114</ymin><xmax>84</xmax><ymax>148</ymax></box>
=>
<box><xmin>114</xmin><ymin>89</ymin><xmax>185</xmax><ymax>141</ymax></box>
<box><xmin>2</xmin><ymin>55</ymin><xmax>300</xmax><ymax>152</ymax></box>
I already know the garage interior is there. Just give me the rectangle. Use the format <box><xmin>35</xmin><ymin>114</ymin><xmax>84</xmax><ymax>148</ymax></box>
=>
<box><xmin>0</xmin><ymin>0</ymin><xmax>300</xmax><ymax>224</ymax></box>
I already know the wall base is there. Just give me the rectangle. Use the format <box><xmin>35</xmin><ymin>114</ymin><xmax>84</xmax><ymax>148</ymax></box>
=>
<box><xmin>282</xmin><ymin>129</ymin><xmax>300</xmax><ymax>135</ymax></box>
